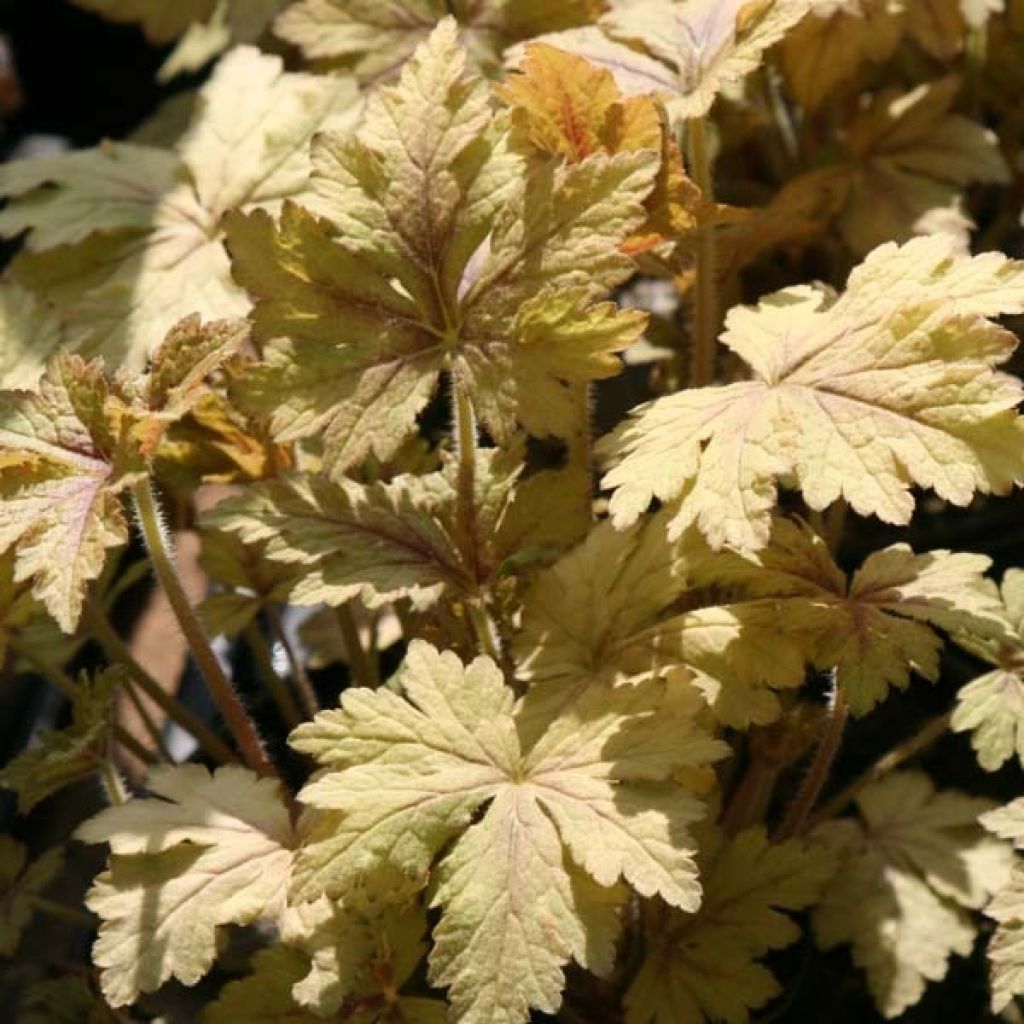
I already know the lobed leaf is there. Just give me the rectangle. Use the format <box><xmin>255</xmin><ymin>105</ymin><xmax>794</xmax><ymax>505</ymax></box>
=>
<box><xmin>292</xmin><ymin>640</ymin><xmax>726</xmax><ymax>1024</ymax></box>
<box><xmin>814</xmin><ymin>772</ymin><xmax>1012</xmax><ymax>1017</ymax></box>
<box><xmin>601</xmin><ymin>236</ymin><xmax>1024</xmax><ymax>552</ymax></box>
<box><xmin>76</xmin><ymin>764</ymin><xmax>297</xmax><ymax>1006</ymax></box>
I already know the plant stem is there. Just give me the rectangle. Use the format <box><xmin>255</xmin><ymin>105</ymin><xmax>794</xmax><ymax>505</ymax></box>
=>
<box><xmin>85</xmin><ymin>600</ymin><xmax>236</xmax><ymax>765</ymax></box>
<box><xmin>811</xmin><ymin>711</ymin><xmax>952</xmax><ymax>827</ymax></box>
<box><xmin>686</xmin><ymin>116</ymin><xmax>719</xmax><ymax>388</ymax></box>
<box><xmin>453</xmin><ymin>380</ymin><xmax>478</xmax><ymax>546</ymax></box>
<box><xmin>131</xmin><ymin>478</ymin><xmax>276</xmax><ymax>778</ymax></box>
<box><xmin>119</xmin><ymin>677</ymin><xmax>173</xmax><ymax>762</ymax></box>
<box><xmin>466</xmin><ymin>600</ymin><xmax>503</xmax><ymax>665</ymax></box>
<box><xmin>29</xmin><ymin>895</ymin><xmax>94</xmax><ymax>929</ymax></box>
<box><xmin>720</xmin><ymin>752</ymin><xmax>781</xmax><ymax>836</ymax></box>
<box><xmin>100</xmin><ymin>756</ymin><xmax>128</xmax><ymax>805</ymax></box>
<box><xmin>568</xmin><ymin>383</ymin><xmax>595</xmax><ymax>522</ymax></box>
<box><xmin>267</xmin><ymin>604</ymin><xmax>319</xmax><ymax>715</ymax></box>
<box><xmin>244</xmin><ymin>623</ymin><xmax>301</xmax><ymax>729</ymax></box>
<box><xmin>335</xmin><ymin>604</ymin><xmax>378</xmax><ymax>690</ymax></box>
<box><xmin>7</xmin><ymin>637</ymin><xmax>158</xmax><ymax>767</ymax></box>
<box><xmin>777</xmin><ymin>675</ymin><xmax>848</xmax><ymax>839</ymax></box>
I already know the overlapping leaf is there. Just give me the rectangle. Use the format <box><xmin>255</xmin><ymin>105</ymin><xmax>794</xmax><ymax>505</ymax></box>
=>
<box><xmin>515</xmin><ymin>516</ymin><xmax>809</xmax><ymax>729</ymax></box>
<box><xmin>0</xmin><ymin>840</ymin><xmax>65</xmax><ymax>957</ymax></box>
<box><xmin>226</xmin><ymin>20</ymin><xmax>658</xmax><ymax>473</ymax></box>
<box><xmin>524</xmin><ymin>0</ymin><xmax>820</xmax><ymax>123</ymax></box>
<box><xmin>0</xmin><ymin>46</ymin><xmax>358</xmax><ymax>371</ymax></box>
<box><xmin>981</xmin><ymin>799</ymin><xmax>1024</xmax><ymax>1011</ymax></box>
<box><xmin>499</xmin><ymin>43</ymin><xmax>699</xmax><ymax>258</ymax></box>
<box><xmin>76</xmin><ymin>764</ymin><xmax>296</xmax><ymax>1006</ymax></box>
<box><xmin>282</xmin><ymin>888</ymin><xmax>445</xmax><ymax>1019</ymax></box>
<box><xmin>0</xmin><ymin>356</ymin><xmax>135</xmax><ymax>630</ymax></box>
<box><xmin>292</xmin><ymin>640</ymin><xmax>725</xmax><ymax>1024</ymax></box>
<box><xmin>0</xmin><ymin>317</ymin><xmax>247</xmax><ymax>630</ymax></box>
<box><xmin>0</xmin><ymin>668</ymin><xmax>123</xmax><ymax>814</ymax></box>
<box><xmin>624</xmin><ymin>827</ymin><xmax>834</xmax><ymax>1024</ymax></box>
<box><xmin>601</xmin><ymin>235</ymin><xmax>1024</xmax><ymax>552</ymax></box>
<box><xmin>692</xmin><ymin>517</ymin><xmax>1006</xmax><ymax>715</ymax></box>
<box><xmin>207</xmin><ymin>447</ymin><xmax>588</xmax><ymax>613</ymax></box>
<box><xmin>952</xmin><ymin>569</ymin><xmax>1024</xmax><ymax>771</ymax></box>
<box><xmin>274</xmin><ymin>0</ymin><xmax>599</xmax><ymax>79</ymax></box>
<box><xmin>813</xmin><ymin>78</ymin><xmax>1009</xmax><ymax>255</ymax></box>
<box><xmin>813</xmin><ymin>772</ymin><xmax>1012</xmax><ymax>1018</ymax></box>
<box><xmin>0</xmin><ymin>282</ymin><xmax>62</xmax><ymax>390</ymax></box>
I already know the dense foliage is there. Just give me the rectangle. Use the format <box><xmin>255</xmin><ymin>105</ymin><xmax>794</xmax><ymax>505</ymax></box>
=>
<box><xmin>2</xmin><ymin>1</ymin><xmax>1024</xmax><ymax>1021</ymax></box>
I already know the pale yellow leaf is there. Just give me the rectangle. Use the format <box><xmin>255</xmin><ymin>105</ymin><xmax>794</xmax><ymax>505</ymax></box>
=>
<box><xmin>601</xmin><ymin>236</ymin><xmax>1024</xmax><ymax>552</ymax></box>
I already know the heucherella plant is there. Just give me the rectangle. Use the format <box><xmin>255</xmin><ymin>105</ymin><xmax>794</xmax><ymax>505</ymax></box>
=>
<box><xmin>2</xmin><ymin>1</ymin><xmax>1024</xmax><ymax>1021</ymax></box>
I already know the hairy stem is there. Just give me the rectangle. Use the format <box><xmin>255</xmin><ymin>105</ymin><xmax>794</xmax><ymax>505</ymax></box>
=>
<box><xmin>267</xmin><ymin>604</ymin><xmax>319</xmax><ymax>715</ymax></box>
<box><xmin>245</xmin><ymin>622</ymin><xmax>301</xmax><ymax>729</ymax></box>
<box><xmin>131</xmin><ymin>478</ymin><xmax>276</xmax><ymax>778</ymax></box>
<box><xmin>119</xmin><ymin>677</ymin><xmax>173</xmax><ymax>762</ymax></box>
<box><xmin>686</xmin><ymin>116</ymin><xmax>719</xmax><ymax>388</ymax></box>
<box><xmin>720</xmin><ymin>752</ymin><xmax>782</xmax><ymax>836</ymax></box>
<box><xmin>100</xmin><ymin>756</ymin><xmax>128</xmax><ymax>805</ymax></box>
<box><xmin>777</xmin><ymin>676</ymin><xmax>848</xmax><ymax>839</ymax></box>
<box><xmin>811</xmin><ymin>710</ymin><xmax>952</xmax><ymax>826</ymax></box>
<box><xmin>335</xmin><ymin>604</ymin><xmax>379</xmax><ymax>690</ymax></box>
<box><xmin>85</xmin><ymin>600</ymin><xmax>236</xmax><ymax>765</ymax></box>
<box><xmin>7</xmin><ymin>636</ymin><xmax>158</xmax><ymax>767</ymax></box>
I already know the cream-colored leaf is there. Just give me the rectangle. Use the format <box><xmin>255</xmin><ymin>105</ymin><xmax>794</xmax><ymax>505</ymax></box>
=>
<box><xmin>0</xmin><ymin>356</ymin><xmax>133</xmax><ymax>631</ymax></box>
<box><xmin>274</xmin><ymin>0</ymin><xmax>598</xmax><ymax>79</ymax></box>
<box><xmin>528</xmin><ymin>0</ymin><xmax>819</xmax><ymax>123</ymax></box>
<box><xmin>981</xmin><ymin>800</ymin><xmax>1024</xmax><ymax>1011</ymax></box>
<box><xmin>814</xmin><ymin>772</ymin><xmax>1012</xmax><ymax>1017</ymax></box>
<box><xmin>625</xmin><ymin>828</ymin><xmax>834</xmax><ymax>1024</ymax></box>
<box><xmin>515</xmin><ymin>516</ymin><xmax>809</xmax><ymax>729</ymax></box>
<box><xmin>0</xmin><ymin>282</ymin><xmax>63</xmax><ymax>390</ymax></box>
<box><xmin>601</xmin><ymin>236</ymin><xmax>1024</xmax><ymax>552</ymax></box>
<box><xmin>0</xmin><ymin>47</ymin><xmax>359</xmax><ymax>371</ymax></box>
<box><xmin>76</xmin><ymin>764</ymin><xmax>296</xmax><ymax>1006</ymax></box>
<box><xmin>692</xmin><ymin>517</ymin><xmax>1006</xmax><ymax>715</ymax></box>
<box><xmin>292</xmin><ymin>640</ymin><xmax>724</xmax><ymax>1024</ymax></box>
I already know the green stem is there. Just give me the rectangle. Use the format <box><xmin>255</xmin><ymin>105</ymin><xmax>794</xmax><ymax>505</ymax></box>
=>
<box><xmin>267</xmin><ymin>604</ymin><xmax>319</xmax><ymax>715</ymax></box>
<box><xmin>29</xmin><ymin>895</ymin><xmax>94</xmax><ymax>929</ymax></box>
<box><xmin>100</xmin><ymin>757</ymin><xmax>128</xmax><ymax>805</ymax></box>
<box><xmin>335</xmin><ymin>604</ymin><xmax>378</xmax><ymax>690</ymax></box>
<box><xmin>85</xmin><ymin>600</ymin><xmax>236</xmax><ymax>766</ymax></box>
<box><xmin>466</xmin><ymin>600</ymin><xmax>503</xmax><ymax>665</ymax></box>
<box><xmin>777</xmin><ymin>675</ymin><xmax>848</xmax><ymax>839</ymax></box>
<box><xmin>7</xmin><ymin>637</ymin><xmax>158</xmax><ymax>767</ymax></box>
<box><xmin>686</xmin><ymin>116</ymin><xmax>719</xmax><ymax>388</ymax></box>
<box><xmin>245</xmin><ymin>623</ymin><xmax>302</xmax><ymax>729</ymax></box>
<box><xmin>131</xmin><ymin>478</ymin><xmax>276</xmax><ymax>778</ymax></box>
<box><xmin>811</xmin><ymin>711</ymin><xmax>952</xmax><ymax>827</ymax></box>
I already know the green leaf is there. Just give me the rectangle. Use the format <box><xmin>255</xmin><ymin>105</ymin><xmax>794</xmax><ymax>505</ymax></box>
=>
<box><xmin>0</xmin><ymin>840</ymin><xmax>65</xmax><ymax>958</ymax></box>
<box><xmin>207</xmin><ymin>446</ymin><xmax>588</xmax><ymax>611</ymax></box>
<box><xmin>291</xmin><ymin>640</ymin><xmax>726</xmax><ymax>1024</ymax></box>
<box><xmin>625</xmin><ymin>827</ymin><xmax>834</xmax><ymax>1024</ymax></box>
<box><xmin>0</xmin><ymin>668</ymin><xmax>123</xmax><ymax>814</ymax></box>
<box><xmin>226</xmin><ymin>19</ymin><xmax>657</xmax><ymax>474</ymax></box>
